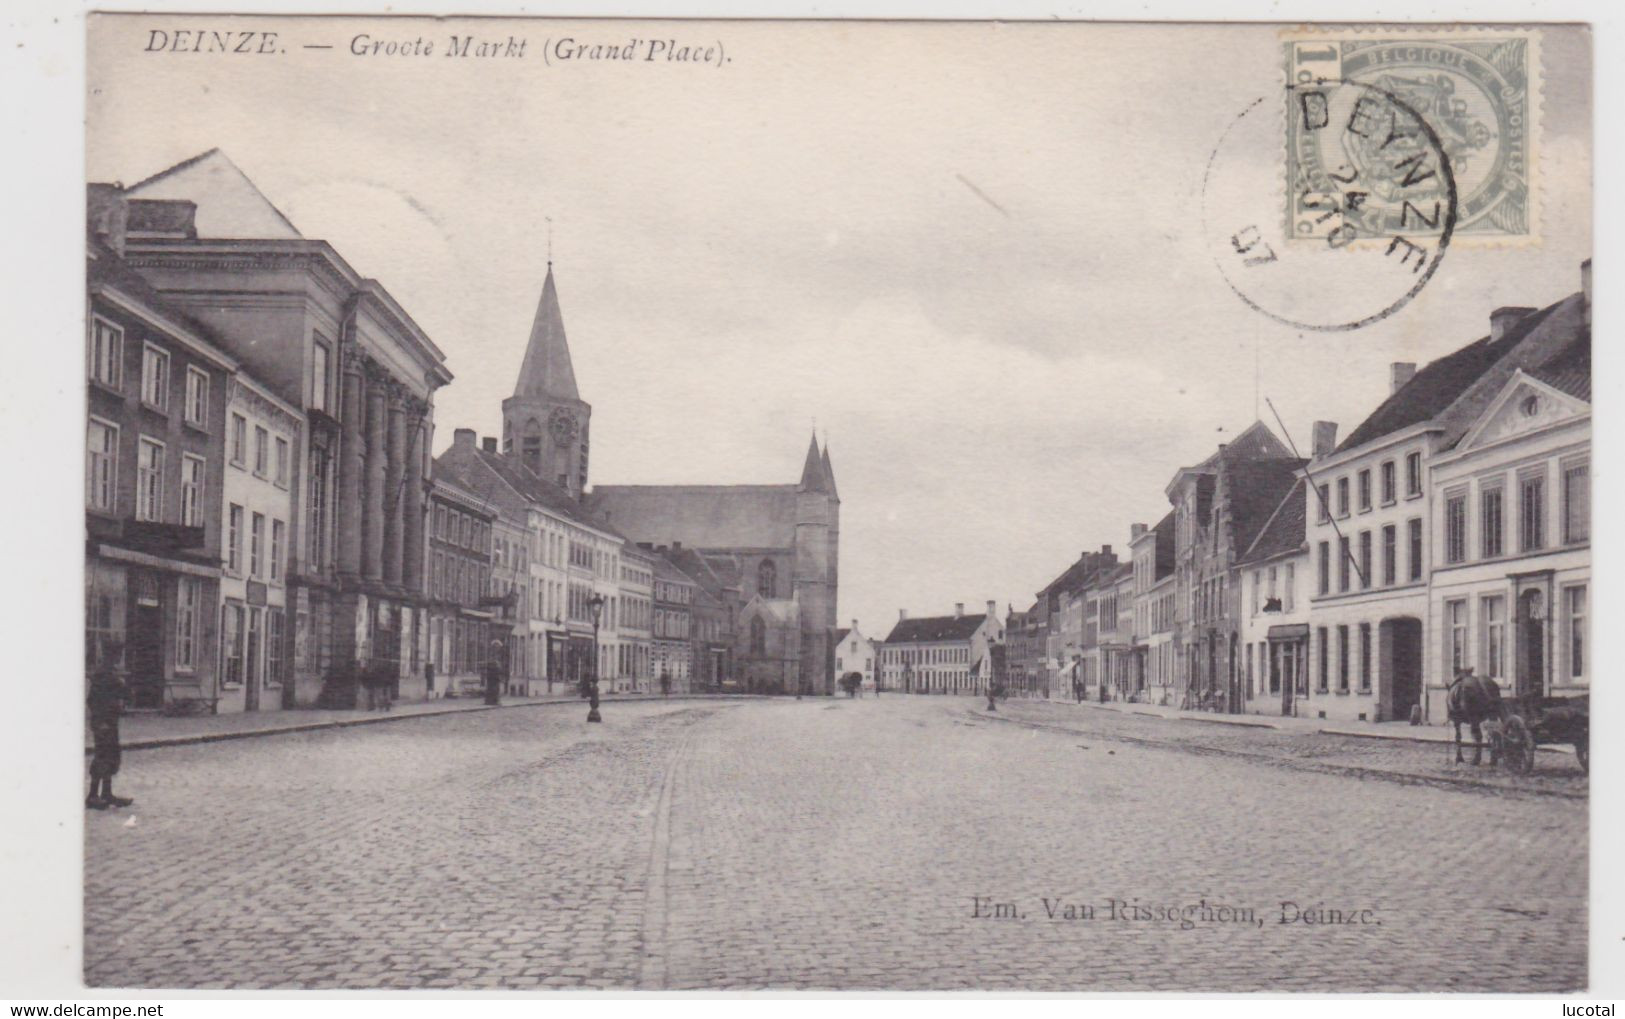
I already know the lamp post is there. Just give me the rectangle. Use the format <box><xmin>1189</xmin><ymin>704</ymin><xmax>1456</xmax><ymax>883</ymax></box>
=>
<box><xmin>586</xmin><ymin>591</ymin><xmax>605</xmax><ymax>723</ymax></box>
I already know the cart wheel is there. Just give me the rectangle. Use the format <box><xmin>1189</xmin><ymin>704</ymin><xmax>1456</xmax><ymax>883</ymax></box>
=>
<box><xmin>1574</xmin><ymin>736</ymin><xmax>1589</xmax><ymax>774</ymax></box>
<box><xmin>1501</xmin><ymin>715</ymin><xmax>1535</xmax><ymax>775</ymax></box>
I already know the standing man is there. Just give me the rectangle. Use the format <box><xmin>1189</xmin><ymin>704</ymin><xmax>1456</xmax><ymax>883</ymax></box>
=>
<box><xmin>86</xmin><ymin>640</ymin><xmax>132</xmax><ymax>810</ymax></box>
<box><xmin>483</xmin><ymin>640</ymin><xmax>505</xmax><ymax>706</ymax></box>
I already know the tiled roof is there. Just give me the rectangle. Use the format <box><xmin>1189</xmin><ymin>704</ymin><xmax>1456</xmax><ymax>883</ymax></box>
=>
<box><xmin>833</xmin><ymin>628</ymin><xmax>851</xmax><ymax>645</ymax></box>
<box><xmin>1530</xmin><ymin>334</ymin><xmax>1591</xmax><ymax>402</ymax></box>
<box><xmin>1336</xmin><ymin>300</ymin><xmax>1563</xmax><ymax>454</ymax></box>
<box><xmin>1152</xmin><ymin>511</ymin><xmax>1176</xmax><ymax>580</ymax></box>
<box><xmin>1239</xmin><ymin>478</ymin><xmax>1307</xmax><ymax>566</ymax></box>
<box><xmin>1226</xmin><ymin>457</ymin><xmax>1307</xmax><ymax>557</ymax></box>
<box><xmin>885</xmin><ymin>613</ymin><xmax>988</xmax><ymax>644</ymax></box>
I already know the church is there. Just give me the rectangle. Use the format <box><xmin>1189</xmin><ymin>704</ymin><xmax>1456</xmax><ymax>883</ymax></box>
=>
<box><xmin>501</xmin><ymin>265</ymin><xmax>841</xmax><ymax>695</ymax></box>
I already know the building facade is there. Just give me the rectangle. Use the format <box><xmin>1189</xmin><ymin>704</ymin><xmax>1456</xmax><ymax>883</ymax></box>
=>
<box><xmin>424</xmin><ymin>469</ymin><xmax>496</xmax><ymax>697</ymax></box>
<box><xmin>1130</xmin><ymin>514</ymin><xmax>1177</xmax><ymax>706</ymax></box>
<box><xmin>1237</xmin><ymin>479</ymin><xmax>1311</xmax><ymax>717</ymax></box>
<box><xmin>881</xmin><ymin>602</ymin><xmax>1003</xmax><ymax>696</ymax></box>
<box><xmin>833</xmin><ymin>622</ymin><xmax>879</xmax><ymax>694</ymax></box>
<box><xmin>651</xmin><ymin>554</ymin><xmax>697</xmax><ymax>695</ymax></box>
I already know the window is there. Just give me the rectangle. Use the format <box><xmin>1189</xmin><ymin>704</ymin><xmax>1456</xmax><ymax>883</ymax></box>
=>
<box><xmin>267</xmin><ymin>609</ymin><xmax>285</xmax><ymax>687</ymax></box>
<box><xmin>1480</xmin><ymin>484</ymin><xmax>1504</xmax><ymax>559</ymax></box>
<box><xmin>1358</xmin><ymin>531</ymin><xmax>1372</xmax><ymax>589</ymax></box>
<box><xmin>245</xmin><ymin>607</ymin><xmax>263</xmax><ymax>690</ymax></box>
<box><xmin>141</xmin><ymin>344</ymin><xmax>170</xmax><ymax>410</ymax></box>
<box><xmin>254</xmin><ymin>426</ymin><xmax>269</xmax><ymax>476</ymax></box>
<box><xmin>308</xmin><ymin>444</ymin><xmax>330</xmax><ymax>568</ymax></box>
<box><xmin>1358</xmin><ymin>470</ymin><xmax>1371</xmax><ymax>511</ymax></box>
<box><xmin>1406</xmin><ymin>451</ymin><xmax>1423</xmax><ymax>496</ymax></box>
<box><xmin>221</xmin><ymin>602</ymin><xmax>245</xmax><ymax>686</ymax></box>
<box><xmin>1317</xmin><ymin>541</ymin><xmax>1330</xmax><ymax>595</ymax></box>
<box><xmin>184</xmin><ymin>367</ymin><xmax>209</xmax><ymax>427</ymax></box>
<box><xmin>311</xmin><ymin>340</ymin><xmax>330</xmax><ymax>413</ymax></box>
<box><xmin>250</xmin><ymin>513</ymin><xmax>265</xmax><ymax>578</ymax></box>
<box><xmin>1445</xmin><ymin>493</ymin><xmax>1467</xmax><ymax>564</ymax></box>
<box><xmin>228</xmin><ymin>503</ymin><xmax>244</xmax><ymax>573</ymax></box>
<box><xmin>1337</xmin><ymin>536</ymin><xmax>1350</xmax><ymax>592</ymax></box>
<box><xmin>1284</xmin><ymin>564</ymin><xmax>1295</xmax><ymax>611</ymax></box>
<box><xmin>1336</xmin><ymin>477</ymin><xmax>1350</xmax><ymax>517</ymax></box>
<box><xmin>1519</xmin><ymin>472</ymin><xmax>1545</xmax><ymax>552</ymax></box>
<box><xmin>136</xmin><ymin>438</ymin><xmax>164</xmax><ymax>522</ymax></box>
<box><xmin>87</xmin><ymin>419</ymin><xmax>118</xmax><ymax>511</ymax></box>
<box><xmin>1408</xmin><ymin>518</ymin><xmax>1424</xmax><ymax>581</ymax></box>
<box><xmin>1380</xmin><ymin>460</ymin><xmax>1396</xmax><ymax>504</ymax></box>
<box><xmin>1482</xmin><ymin>596</ymin><xmax>1505</xmax><ymax>680</ymax></box>
<box><xmin>1446</xmin><ymin>599</ymin><xmax>1468</xmax><ymax>676</ymax></box>
<box><xmin>181</xmin><ymin>454</ymin><xmax>205</xmax><ymax>527</ymax></box>
<box><xmin>175</xmin><ymin>576</ymin><xmax>200</xmax><ymax>672</ymax></box>
<box><xmin>1563</xmin><ymin>461</ymin><xmax>1589</xmax><ymax>544</ymax></box>
<box><xmin>758</xmin><ymin>559</ymin><xmax>778</xmax><ymax>599</ymax></box>
<box><xmin>1317</xmin><ymin>627</ymin><xmax>1329</xmax><ymax>692</ymax></box>
<box><xmin>1358</xmin><ymin>623</ymin><xmax>1372</xmax><ymax>692</ymax></box>
<box><xmin>271</xmin><ymin>519</ymin><xmax>285</xmax><ymax>582</ymax></box>
<box><xmin>1316</xmin><ymin>483</ymin><xmax>1330</xmax><ymax>524</ymax></box>
<box><xmin>1337</xmin><ymin>624</ymin><xmax>1350</xmax><ymax>691</ymax></box>
<box><xmin>1564</xmin><ymin>585</ymin><xmax>1587</xmax><ymax>684</ymax></box>
<box><xmin>89</xmin><ymin>316</ymin><xmax>123</xmax><ymax>389</ymax></box>
<box><xmin>230</xmin><ymin>413</ymin><xmax>247</xmax><ymax>466</ymax></box>
<box><xmin>275</xmin><ymin>437</ymin><xmax>290</xmax><ymax>487</ymax></box>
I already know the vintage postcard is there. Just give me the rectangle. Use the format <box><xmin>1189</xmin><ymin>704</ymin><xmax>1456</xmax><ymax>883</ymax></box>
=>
<box><xmin>71</xmin><ymin>14</ymin><xmax>1593</xmax><ymax>994</ymax></box>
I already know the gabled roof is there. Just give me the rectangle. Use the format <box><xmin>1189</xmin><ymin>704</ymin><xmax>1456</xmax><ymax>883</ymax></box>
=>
<box><xmin>885</xmin><ymin>613</ymin><xmax>988</xmax><ymax>644</ymax></box>
<box><xmin>742</xmin><ymin>595</ymin><xmax>800</xmax><ymax>628</ymax></box>
<box><xmin>437</xmin><ymin>441</ymin><xmax>625</xmax><ymax>539</ymax></box>
<box><xmin>1152</xmin><ymin>511</ymin><xmax>1176</xmax><ymax>580</ymax></box>
<box><xmin>1238</xmin><ymin>477</ymin><xmax>1308</xmax><ymax>566</ymax></box>
<box><xmin>1529</xmin><ymin>333</ymin><xmax>1591</xmax><ymax>403</ymax></box>
<box><xmin>1225</xmin><ymin>457</ymin><xmax>1308</xmax><ymax>556</ymax></box>
<box><xmin>833</xmin><ymin>628</ymin><xmax>851</xmax><ymax>645</ymax></box>
<box><xmin>125</xmin><ymin>148</ymin><xmax>303</xmax><ymax>240</ymax></box>
<box><xmin>651</xmin><ymin>553</ymin><xmax>697</xmax><ymax>588</ymax></box>
<box><xmin>1335</xmin><ymin>299</ymin><xmax>1567</xmax><ymax>454</ymax></box>
<box><xmin>513</xmin><ymin>265</ymin><xmax>580</xmax><ymax>401</ymax></box>
<box><xmin>663</xmin><ymin>545</ymin><xmax>735</xmax><ymax>598</ymax></box>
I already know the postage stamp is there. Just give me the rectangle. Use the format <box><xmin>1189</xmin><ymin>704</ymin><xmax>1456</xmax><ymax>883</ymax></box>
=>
<box><xmin>1283</xmin><ymin>29</ymin><xmax>1541</xmax><ymax>245</ymax></box>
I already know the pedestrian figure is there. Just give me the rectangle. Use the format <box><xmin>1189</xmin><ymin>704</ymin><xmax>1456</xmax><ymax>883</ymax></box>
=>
<box><xmin>86</xmin><ymin>640</ymin><xmax>132</xmax><ymax>810</ymax></box>
<box><xmin>660</xmin><ymin>672</ymin><xmax>671</xmax><ymax>697</ymax></box>
<box><xmin>424</xmin><ymin>660</ymin><xmax>436</xmax><ymax>697</ymax></box>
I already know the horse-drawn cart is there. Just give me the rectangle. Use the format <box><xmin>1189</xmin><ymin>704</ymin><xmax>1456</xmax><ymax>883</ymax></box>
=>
<box><xmin>1491</xmin><ymin>694</ymin><xmax>1589</xmax><ymax>774</ymax></box>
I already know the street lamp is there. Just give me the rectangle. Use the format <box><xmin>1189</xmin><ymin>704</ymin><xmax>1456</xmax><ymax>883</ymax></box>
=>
<box><xmin>586</xmin><ymin>591</ymin><xmax>605</xmax><ymax>723</ymax></box>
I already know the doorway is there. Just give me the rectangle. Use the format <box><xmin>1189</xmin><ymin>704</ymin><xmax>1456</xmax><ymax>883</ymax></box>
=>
<box><xmin>1518</xmin><ymin>590</ymin><xmax>1547</xmax><ymax>699</ymax></box>
<box><xmin>1378</xmin><ymin>617</ymin><xmax>1422</xmax><ymax>722</ymax></box>
<box><xmin>124</xmin><ymin>571</ymin><xmax>164</xmax><ymax>710</ymax></box>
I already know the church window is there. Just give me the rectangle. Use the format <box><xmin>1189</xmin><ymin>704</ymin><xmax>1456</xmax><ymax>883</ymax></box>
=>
<box><xmin>758</xmin><ymin>559</ymin><xmax>777</xmax><ymax>599</ymax></box>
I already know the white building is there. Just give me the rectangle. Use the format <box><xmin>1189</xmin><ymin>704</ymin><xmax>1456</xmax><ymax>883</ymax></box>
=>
<box><xmin>1304</xmin><ymin>271</ymin><xmax>1588</xmax><ymax>724</ymax></box>
<box><xmin>881</xmin><ymin>602</ymin><xmax>1003</xmax><ymax>696</ymax></box>
<box><xmin>833</xmin><ymin>621</ymin><xmax>879</xmax><ymax>693</ymax></box>
<box><xmin>217</xmin><ymin>373</ymin><xmax>302</xmax><ymax>713</ymax></box>
<box><xmin>1237</xmin><ymin>479</ymin><xmax>1310</xmax><ymax>718</ymax></box>
<box><xmin>1129</xmin><ymin>514</ymin><xmax>1176</xmax><ymax>705</ymax></box>
<box><xmin>1426</xmin><ymin>324</ymin><xmax>1589</xmax><ymax>720</ymax></box>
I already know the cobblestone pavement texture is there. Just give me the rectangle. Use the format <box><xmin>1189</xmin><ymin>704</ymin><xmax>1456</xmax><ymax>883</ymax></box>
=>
<box><xmin>85</xmin><ymin>696</ymin><xmax>1585</xmax><ymax>991</ymax></box>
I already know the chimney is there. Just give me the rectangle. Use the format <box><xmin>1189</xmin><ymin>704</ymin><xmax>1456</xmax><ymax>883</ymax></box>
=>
<box><xmin>672</xmin><ymin>541</ymin><xmax>682</xmax><ymax>550</ymax></box>
<box><xmin>453</xmin><ymin>428</ymin><xmax>477</xmax><ymax>447</ymax></box>
<box><xmin>1389</xmin><ymin>362</ymin><xmax>1416</xmax><ymax>394</ymax></box>
<box><xmin>1311</xmin><ymin>421</ymin><xmax>1338</xmax><ymax>458</ymax></box>
<box><xmin>954</xmin><ymin>603</ymin><xmax>964</xmax><ymax>618</ymax></box>
<box><xmin>986</xmin><ymin>599</ymin><xmax>996</xmax><ymax>618</ymax></box>
<box><xmin>1130</xmin><ymin>522</ymin><xmax>1148</xmax><ymax>540</ymax></box>
<box><xmin>1582</xmin><ymin>259</ymin><xmax>1592</xmax><ymax>328</ymax></box>
<box><xmin>1490</xmin><ymin>306</ymin><xmax>1537</xmax><ymax>342</ymax></box>
<box><xmin>899</xmin><ymin>608</ymin><xmax>908</xmax><ymax>622</ymax></box>
<box><xmin>851</xmin><ymin>618</ymin><xmax>858</xmax><ymax>631</ymax></box>
<box><xmin>481</xmin><ymin>437</ymin><xmax>497</xmax><ymax>453</ymax></box>
<box><xmin>1101</xmin><ymin>545</ymin><xmax>1112</xmax><ymax>558</ymax></box>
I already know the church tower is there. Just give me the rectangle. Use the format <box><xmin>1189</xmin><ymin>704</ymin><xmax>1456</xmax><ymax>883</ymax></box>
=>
<box><xmin>502</xmin><ymin>265</ymin><xmax>591</xmax><ymax>497</ymax></box>
<box><xmin>794</xmin><ymin>433</ymin><xmax>839</xmax><ymax>693</ymax></box>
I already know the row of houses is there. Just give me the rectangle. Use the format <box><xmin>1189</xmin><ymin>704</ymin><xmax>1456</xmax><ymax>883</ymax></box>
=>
<box><xmin>85</xmin><ymin>149</ymin><xmax>832</xmax><ymax>713</ymax></box>
<box><xmin>1004</xmin><ymin>262</ymin><xmax>1591</xmax><ymax>725</ymax></box>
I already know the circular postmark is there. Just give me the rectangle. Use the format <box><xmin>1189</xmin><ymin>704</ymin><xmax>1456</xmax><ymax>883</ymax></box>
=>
<box><xmin>1201</xmin><ymin>77</ymin><xmax>1458</xmax><ymax>332</ymax></box>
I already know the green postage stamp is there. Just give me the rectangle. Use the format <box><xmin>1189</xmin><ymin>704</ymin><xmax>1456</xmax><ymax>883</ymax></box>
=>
<box><xmin>1284</xmin><ymin>30</ymin><xmax>1540</xmax><ymax>245</ymax></box>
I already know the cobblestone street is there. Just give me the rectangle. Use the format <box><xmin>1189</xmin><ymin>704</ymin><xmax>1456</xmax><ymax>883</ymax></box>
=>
<box><xmin>86</xmin><ymin>696</ymin><xmax>1586</xmax><ymax>991</ymax></box>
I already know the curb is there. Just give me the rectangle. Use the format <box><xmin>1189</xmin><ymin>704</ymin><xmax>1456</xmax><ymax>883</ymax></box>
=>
<box><xmin>1317</xmin><ymin>726</ymin><xmax>1574</xmax><ymax>754</ymax></box>
<box><xmin>89</xmin><ymin>693</ymin><xmax>770</xmax><ymax>753</ymax></box>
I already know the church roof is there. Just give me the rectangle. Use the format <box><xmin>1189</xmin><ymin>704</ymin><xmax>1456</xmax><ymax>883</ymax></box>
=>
<box><xmin>821</xmin><ymin>444</ymin><xmax>838</xmax><ymax>499</ymax></box>
<box><xmin>587</xmin><ymin>484</ymin><xmax>799</xmax><ymax>550</ymax></box>
<box><xmin>513</xmin><ymin>265</ymin><xmax>580</xmax><ymax>401</ymax></box>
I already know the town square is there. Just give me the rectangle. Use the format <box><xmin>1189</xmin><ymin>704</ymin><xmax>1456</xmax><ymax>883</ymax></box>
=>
<box><xmin>63</xmin><ymin>15</ymin><xmax>1595</xmax><ymax>995</ymax></box>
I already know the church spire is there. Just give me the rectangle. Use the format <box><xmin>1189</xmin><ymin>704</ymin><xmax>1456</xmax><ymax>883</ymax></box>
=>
<box><xmin>798</xmin><ymin>432</ymin><xmax>829</xmax><ymax>493</ymax></box>
<box><xmin>513</xmin><ymin>264</ymin><xmax>580</xmax><ymax>401</ymax></box>
<box><xmin>821</xmin><ymin>442</ymin><xmax>838</xmax><ymax>500</ymax></box>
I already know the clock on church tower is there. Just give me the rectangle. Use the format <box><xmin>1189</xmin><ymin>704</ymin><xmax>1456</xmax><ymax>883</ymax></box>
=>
<box><xmin>547</xmin><ymin>407</ymin><xmax>579</xmax><ymax>448</ymax></box>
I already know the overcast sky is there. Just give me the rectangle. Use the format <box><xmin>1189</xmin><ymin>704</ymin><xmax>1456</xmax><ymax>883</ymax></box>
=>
<box><xmin>87</xmin><ymin>18</ymin><xmax>1591</xmax><ymax>637</ymax></box>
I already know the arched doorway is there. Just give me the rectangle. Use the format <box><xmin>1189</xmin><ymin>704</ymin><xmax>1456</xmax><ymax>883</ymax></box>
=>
<box><xmin>1377</xmin><ymin>617</ymin><xmax>1422</xmax><ymax>722</ymax></box>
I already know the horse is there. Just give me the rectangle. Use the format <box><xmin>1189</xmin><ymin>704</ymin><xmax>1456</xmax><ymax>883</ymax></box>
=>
<box><xmin>1445</xmin><ymin>670</ymin><xmax>1507</xmax><ymax>765</ymax></box>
